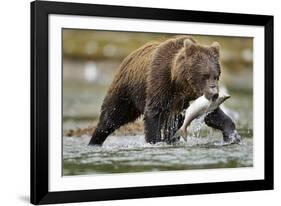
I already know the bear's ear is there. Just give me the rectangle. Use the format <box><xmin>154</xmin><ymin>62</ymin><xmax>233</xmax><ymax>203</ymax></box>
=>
<box><xmin>184</xmin><ymin>39</ymin><xmax>196</xmax><ymax>56</ymax></box>
<box><xmin>211</xmin><ymin>42</ymin><xmax>220</xmax><ymax>57</ymax></box>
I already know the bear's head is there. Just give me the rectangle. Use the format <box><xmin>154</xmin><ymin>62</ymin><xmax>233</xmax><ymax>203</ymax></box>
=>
<box><xmin>172</xmin><ymin>38</ymin><xmax>221</xmax><ymax>101</ymax></box>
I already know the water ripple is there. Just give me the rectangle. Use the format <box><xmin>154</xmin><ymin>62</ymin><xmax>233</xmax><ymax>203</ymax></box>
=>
<box><xmin>63</xmin><ymin>134</ymin><xmax>253</xmax><ymax>175</ymax></box>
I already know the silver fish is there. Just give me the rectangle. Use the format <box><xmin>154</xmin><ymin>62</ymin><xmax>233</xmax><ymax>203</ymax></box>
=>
<box><xmin>175</xmin><ymin>92</ymin><xmax>231</xmax><ymax>141</ymax></box>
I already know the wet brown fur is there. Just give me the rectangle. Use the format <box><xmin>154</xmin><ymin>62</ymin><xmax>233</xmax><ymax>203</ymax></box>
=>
<box><xmin>89</xmin><ymin>35</ymin><xmax>221</xmax><ymax>145</ymax></box>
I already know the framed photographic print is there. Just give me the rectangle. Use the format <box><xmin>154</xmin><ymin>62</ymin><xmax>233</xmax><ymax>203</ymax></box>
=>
<box><xmin>31</xmin><ymin>0</ymin><xmax>274</xmax><ymax>204</ymax></box>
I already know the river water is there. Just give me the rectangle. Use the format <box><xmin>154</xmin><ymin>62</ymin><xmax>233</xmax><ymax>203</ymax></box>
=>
<box><xmin>63</xmin><ymin>90</ymin><xmax>253</xmax><ymax>175</ymax></box>
<box><xmin>63</xmin><ymin>133</ymin><xmax>253</xmax><ymax>175</ymax></box>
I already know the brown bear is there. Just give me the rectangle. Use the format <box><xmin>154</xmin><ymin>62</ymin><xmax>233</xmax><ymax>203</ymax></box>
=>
<box><xmin>89</xmin><ymin>36</ymin><xmax>240</xmax><ymax>145</ymax></box>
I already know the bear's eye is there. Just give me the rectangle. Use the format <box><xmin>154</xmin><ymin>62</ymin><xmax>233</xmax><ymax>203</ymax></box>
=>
<box><xmin>179</xmin><ymin>55</ymin><xmax>185</xmax><ymax>61</ymax></box>
<box><xmin>214</xmin><ymin>75</ymin><xmax>219</xmax><ymax>80</ymax></box>
<box><xmin>202</xmin><ymin>74</ymin><xmax>210</xmax><ymax>80</ymax></box>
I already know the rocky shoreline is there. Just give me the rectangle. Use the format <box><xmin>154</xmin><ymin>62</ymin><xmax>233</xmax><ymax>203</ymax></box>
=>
<box><xmin>64</xmin><ymin>119</ymin><xmax>144</xmax><ymax>137</ymax></box>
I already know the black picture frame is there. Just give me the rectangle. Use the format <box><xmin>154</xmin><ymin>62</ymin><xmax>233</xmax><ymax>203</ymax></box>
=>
<box><xmin>31</xmin><ymin>0</ymin><xmax>274</xmax><ymax>204</ymax></box>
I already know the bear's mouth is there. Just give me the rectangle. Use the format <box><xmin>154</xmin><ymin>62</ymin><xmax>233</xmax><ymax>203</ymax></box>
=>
<box><xmin>211</xmin><ymin>93</ymin><xmax>219</xmax><ymax>101</ymax></box>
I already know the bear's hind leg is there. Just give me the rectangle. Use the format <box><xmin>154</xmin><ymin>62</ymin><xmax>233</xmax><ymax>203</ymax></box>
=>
<box><xmin>88</xmin><ymin>119</ymin><xmax>115</xmax><ymax>146</ymax></box>
<box><xmin>89</xmin><ymin>100</ymin><xmax>141</xmax><ymax>146</ymax></box>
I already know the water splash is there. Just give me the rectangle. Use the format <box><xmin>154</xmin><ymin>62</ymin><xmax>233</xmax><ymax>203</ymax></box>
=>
<box><xmin>187</xmin><ymin>115</ymin><xmax>206</xmax><ymax>138</ymax></box>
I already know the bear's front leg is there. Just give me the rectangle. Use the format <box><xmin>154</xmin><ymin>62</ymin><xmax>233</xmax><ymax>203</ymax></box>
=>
<box><xmin>163</xmin><ymin>113</ymin><xmax>184</xmax><ymax>144</ymax></box>
<box><xmin>204</xmin><ymin>107</ymin><xmax>241</xmax><ymax>143</ymax></box>
<box><xmin>144</xmin><ymin>110</ymin><xmax>163</xmax><ymax>144</ymax></box>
